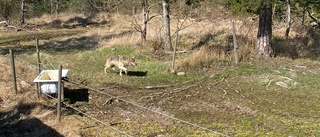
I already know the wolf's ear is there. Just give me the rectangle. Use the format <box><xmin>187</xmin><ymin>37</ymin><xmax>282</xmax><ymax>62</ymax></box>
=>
<box><xmin>132</xmin><ymin>56</ymin><xmax>135</xmax><ymax>59</ymax></box>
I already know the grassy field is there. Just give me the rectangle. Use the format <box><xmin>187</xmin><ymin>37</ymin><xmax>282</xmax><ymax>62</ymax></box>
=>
<box><xmin>1</xmin><ymin>12</ymin><xmax>320</xmax><ymax>137</ymax></box>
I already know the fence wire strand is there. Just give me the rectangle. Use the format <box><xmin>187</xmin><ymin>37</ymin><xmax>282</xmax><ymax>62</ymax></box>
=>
<box><xmin>7</xmin><ymin>55</ymin><xmax>133</xmax><ymax>136</ymax></box>
<box><xmin>66</xmin><ymin>79</ymin><xmax>230</xmax><ymax>137</ymax></box>
<box><xmin>4</xmin><ymin>52</ymin><xmax>230</xmax><ymax>137</ymax></box>
<box><xmin>41</xmin><ymin>53</ymin><xmax>57</xmax><ymax>70</ymax></box>
<box><xmin>41</xmin><ymin>92</ymin><xmax>133</xmax><ymax>137</ymax></box>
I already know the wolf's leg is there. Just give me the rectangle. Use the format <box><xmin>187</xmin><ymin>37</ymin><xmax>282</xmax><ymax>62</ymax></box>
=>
<box><xmin>104</xmin><ymin>64</ymin><xmax>113</xmax><ymax>73</ymax></box>
<box><xmin>118</xmin><ymin>66</ymin><xmax>127</xmax><ymax>75</ymax></box>
<box><xmin>104</xmin><ymin>66</ymin><xmax>108</xmax><ymax>73</ymax></box>
<box><xmin>119</xmin><ymin>69</ymin><xmax>123</xmax><ymax>76</ymax></box>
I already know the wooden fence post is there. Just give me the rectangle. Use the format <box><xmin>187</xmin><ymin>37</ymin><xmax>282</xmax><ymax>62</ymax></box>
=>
<box><xmin>232</xmin><ymin>20</ymin><xmax>239</xmax><ymax>65</ymax></box>
<box><xmin>171</xmin><ymin>28</ymin><xmax>179</xmax><ymax>73</ymax></box>
<box><xmin>36</xmin><ymin>39</ymin><xmax>41</xmax><ymax>98</ymax></box>
<box><xmin>36</xmin><ymin>39</ymin><xmax>41</xmax><ymax>74</ymax></box>
<box><xmin>57</xmin><ymin>65</ymin><xmax>62</xmax><ymax>122</ymax></box>
<box><xmin>10</xmin><ymin>49</ymin><xmax>17</xmax><ymax>94</ymax></box>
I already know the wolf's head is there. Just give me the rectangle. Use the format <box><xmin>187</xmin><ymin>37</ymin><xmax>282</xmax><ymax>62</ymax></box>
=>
<box><xmin>129</xmin><ymin>57</ymin><xmax>136</xmax><ymax>67</ymax></box>
<box><xmin>124</xmin><ymin>56</ymin><xmax>136</xmax><ymax>67</ymax></box>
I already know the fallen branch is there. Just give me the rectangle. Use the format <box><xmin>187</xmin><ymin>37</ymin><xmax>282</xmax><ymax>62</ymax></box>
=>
<box><xmin>0</xmin><ymin>20</ymin><xmax>8</xmax><ymax>25</ymax></box>
<box><xmin>173</xmin><ymin>84</ymin><xmax>198</xmax><ymax>92</ymax></box>
<box><xmin>6</xmin><ymin>25</ymin><xmax>23</xmax><ymax>31</ymax></box>
<box><xmin>307</xmin><ymin>10</ymin><xmax>320</xmax><ymax>26</ymax></box>
<box><xmin>294</xmin><ymin>65</ymin><xmax>306</xmax><ymax>69</ymax></box>
<box><xmin>166</xmin><ymin>50</ymin><xmax>190</xmax><ymax>54</ymax></box>
<box><xmin>145</xmin><ymin>85</ymin><xmax>170</xmax><ymax>89</ymax></box>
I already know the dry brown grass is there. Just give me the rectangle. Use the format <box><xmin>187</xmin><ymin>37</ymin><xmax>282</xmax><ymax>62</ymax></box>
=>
<box><xmin>0</xmin><ymin>54</ymin><xmax>85</xmax><ymax>137</ymax></box>
<box><xmin>174</xmin><ymin>14</ymin><xmax>320</xmax><ymax>70</ymax></box>
<box><xmin>1</xmin><ymin>8</ymin><xmax>320</xmax><ymax>136</ymax></box>
<box><xmin>177</xmin><ymin>46</ymin><xmax>229</xmax><ymax>70</ymax></box>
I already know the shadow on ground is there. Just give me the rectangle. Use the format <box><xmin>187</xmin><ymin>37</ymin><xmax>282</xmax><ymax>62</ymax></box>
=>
<box><xmin>0</xmin><ymin>35</ymin><xmax>99</xmax><ymax>55</ymax></box>
<box><xmin>273</xmin><ymin>28</ymin><xmax>320</xmax><ymax>59</ymax></box>
<box><xmin>31</xmin><ymin>13</ymin><xmax>108</xmax><ymax>29</ymax></box>
<box><xmin>127</xmin><ymin>71</ymin><xmax>148</xmax><ymax>77</ymax></box>
<box><xmin>106</xmin><ymin>70</ymin><xmax>148</xmax><ymax>77</ymax></box>
<box><xmin>0</xmin><ymin>102</ymin><xmax>63</xmax><ymax>137</ymax></box>
<box><xmin>64</xmin><ymin>88</ymin><xmax>89</xmax><ymax>104</ymax></box>
<box><xmin>0</xmin><ymin>29</ymin><xmax>135</xmax><ymax>56</ymax></box>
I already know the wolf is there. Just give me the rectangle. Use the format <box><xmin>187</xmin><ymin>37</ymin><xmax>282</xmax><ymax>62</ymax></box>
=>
<box><xmin>104</xmin><ymin>55</ymin><xmax>136</xmax><ymax>76</ymax></box>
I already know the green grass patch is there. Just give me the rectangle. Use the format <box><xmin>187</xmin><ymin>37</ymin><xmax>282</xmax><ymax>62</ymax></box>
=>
<box><xmin>213</xmin><ymin>63</ymin><xmax>273</xmax><ymax>79</ymax></box>
<box><xmin>22</xmin><ymin>46</ymin><xmax>205</xmax><ymax>87</ymax></box>
<box><xmin>295</xmin><ymin>70</ymin><xmax>320</xmax><ymax>92</ymax></box>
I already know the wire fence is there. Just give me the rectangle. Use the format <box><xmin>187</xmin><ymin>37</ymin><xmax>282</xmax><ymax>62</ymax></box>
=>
<box><xmin>1</xmin><ymin>51</ymin><xmax>231</xmax><ymax>137</ymax></box>
<box><xmin>3</xmin><ymin>54</ymin><xmax>134</xmax><ymax>136</ymax></box>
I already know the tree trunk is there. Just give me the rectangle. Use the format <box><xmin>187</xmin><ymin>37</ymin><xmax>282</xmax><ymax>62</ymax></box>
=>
<box><xmin>171</xmin><ymin>19</ymin><xmax>180</xmax><ymax>73</ymax></box>
<box><xmin>162</xmin><ymin>0</ymin><xmax>172</xmax><ymax>50</ymax></box>
<box><xmin>55</xmin><ymin>0</ymin><xmax>59</xmax><ymax>16</ymax></box>
<box><xmin>20</xmin><ymin>0</ymin><xmax>25</xmax><ymax>25</ymax></box>
<box><xmin>141</xmin><ymin>0</ymin><xmax>148</xmax><ymax>42</ymax></box>
<box><xmin>232</xmin><ymin>20</ymin><xmax>239</xmax><ymax>64</ymax></box>
<box><xmin>51</xmin><ymin>0</ymin><xmax>53</xmax><ymax>14</ymax></box>
<box><xmin>285</xmin><ymin>0</ymin><xmax>291</xmax><ymax>39</ymax></box>
<box><xmin>302</xmin><ymin>6</ymin><xmax>306</xmax><ymax>25</ymax></box>
<box><xmin>132</xmin><ymin>5</ymin><xmax>137</xmax><ymax>15</ymax></box>
<box><xmin>256</xmin><ymin>0</ymin><xmax>274</xmax><ymax>57</ymax></box>
<box><xmin>51</xmin><ymin>0</ymin><xmax>58</xmax><ymax>16</ymax></box>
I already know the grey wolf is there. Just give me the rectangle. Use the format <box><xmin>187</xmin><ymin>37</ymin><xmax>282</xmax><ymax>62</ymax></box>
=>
<box><xmin>104</xmin><ymin>55</ymin><xmax>136</xmax><ymax>76</ymax></box>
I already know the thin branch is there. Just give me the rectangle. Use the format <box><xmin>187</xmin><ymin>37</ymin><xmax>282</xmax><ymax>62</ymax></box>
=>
<box><xmin>147</xmin><ymin>14</ymin><xmax>159</xmax><ymax>22</ymax></box>
<box><xmin>131</xmin><ymin>13</ymin><xmax>142</xmax><ymax>32</ymax></box>
<box><xmin>307</xmin><ymin>10</ymin><xmax>320</xmax><ymax>25</ymax></box>
<box><xmin>147</xmin><ymin>3</ymin><xmax>160</xmax><ymax>11</ymax></box>
<box><xmin>88</xmin><ymin>0</ymin><xmax>104</xmax><ymax>11</ymax></box>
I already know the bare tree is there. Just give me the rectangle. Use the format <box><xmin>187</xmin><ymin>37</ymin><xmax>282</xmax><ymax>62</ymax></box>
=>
<box><xmin>131</xmin><ymin>0</ymin><xmax>158</xmax><ymax>43</ymax></box>
<box><xmin>301</xmin><ymin>2</ymin><xmax>307</xmax><ymax>25</ymax></box>
<box><xmin>285</xmin><ymin>0</ymin><xmax>291</xmax><ymax>39</ymax></box>
<box><xmin>162</xmin><ymin>0</ymin><xmax>171</xmax><ymax>50</ymax></box>
<box><xmin>51</xmin><ymin>0</ymin><xmax>59</xmax><ymax>17</ymax></box>
<box><xmin>141</xmin><ymin>0</ymin><xmax>148</xmax><ymax>42</ymax></box>
<box><xmin>171</xmin><ymin>17</ymin><xmax>192</xmax><ymax>73</ymax></box>
<box><xmin>256</xmin><ymin>0</ymin><xmax>274</xmax><ymax>57</ymax></box>
<box><xmin>20</xmin><ymin>0</ymin><xmax>25</xmax><ymax>25</ymax></box>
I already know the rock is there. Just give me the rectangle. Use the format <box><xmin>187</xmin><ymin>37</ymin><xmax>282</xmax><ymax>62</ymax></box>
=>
<box><xmin>177</xmin><ymin>72</ymin><xmax>185</xmax><ymax>76</ymax></box>
<box><xmin>20</xmin><ymin>80</ymin><xmax>31</xmax><ymax>88</ymax></box>
<box><xmin>276</xmin><ymin>81</ymin><xmax>288</xmax><ymax>88</ymax></box>
<box><xmin>289</xmin><ymin>69</ymin><xmax>297</xmax><ymax>78</ymax></box>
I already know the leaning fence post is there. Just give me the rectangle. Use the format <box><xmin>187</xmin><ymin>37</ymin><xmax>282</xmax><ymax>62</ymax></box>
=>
<box><xmin>61</xmin><ymin>81</ymin><xmax>64</xmax><ymax>101</ymax></box>
<box><xmin>10</xmin><ymin>49</ymin><xmax>17</xmax><ymax>94</ymax></box>
<box><xmin>35</xmin><ymin>39</ymin><xmax>41</xmax><ymax>97</ymax></box>
<box><xmin>36</xmin><ymin>39</ymin><xmax>41</xmax><ymax>74</ymax></box>
<box><xmin>57</xmin><ymin>64</ymin><xmax>62</xmax><ymax>122</ymax></box>
<box><xmin>232</xmin><ymin>20</ymin><xmax>239</xmax><ymax>65</ymax></box>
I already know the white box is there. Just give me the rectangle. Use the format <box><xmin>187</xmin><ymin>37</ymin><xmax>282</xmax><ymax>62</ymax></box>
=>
<box><xmin>33</xmin><ymin>69</ymin><xmax>69</xmax><ymax>94</ymax></box>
